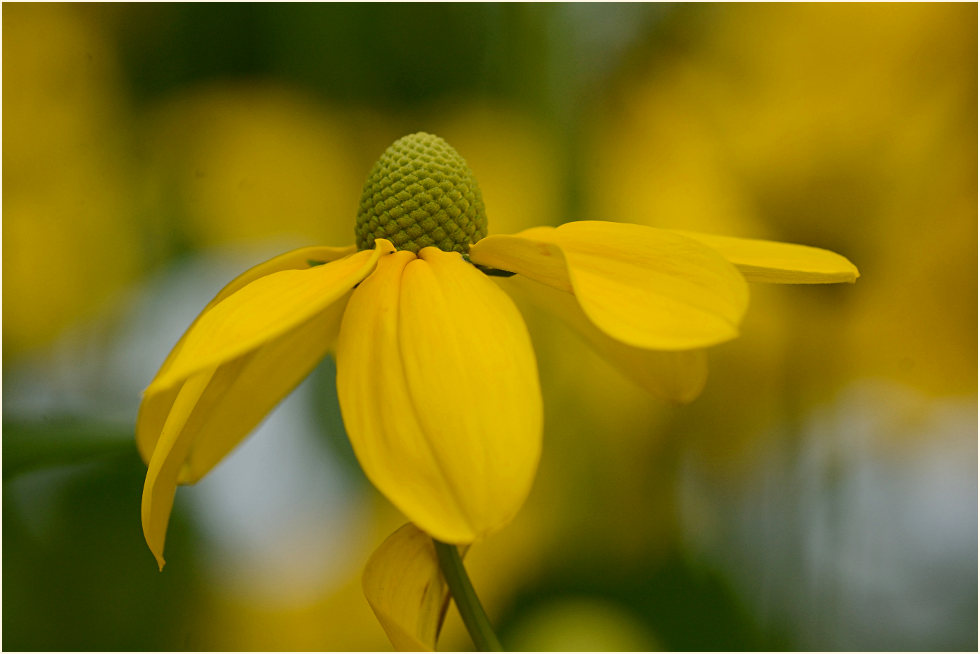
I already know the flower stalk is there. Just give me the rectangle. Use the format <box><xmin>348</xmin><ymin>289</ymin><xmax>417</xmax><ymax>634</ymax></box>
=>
<box><xmin>433</xmin><ymin>539</ymin><xmax>503</xmax><ymax>652</ymax></box>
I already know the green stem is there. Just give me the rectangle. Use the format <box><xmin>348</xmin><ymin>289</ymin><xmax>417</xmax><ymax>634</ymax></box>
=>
<box><xmin>433</xmin><ymin>540</ymin><xmax>503</xmax><ymax>652</ymax></box>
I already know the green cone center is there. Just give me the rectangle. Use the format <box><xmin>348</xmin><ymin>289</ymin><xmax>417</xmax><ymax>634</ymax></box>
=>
<box><xmin>355</xmin><ymin>132</ymin><xmax>487</xmax><ymax>254</ymax></box>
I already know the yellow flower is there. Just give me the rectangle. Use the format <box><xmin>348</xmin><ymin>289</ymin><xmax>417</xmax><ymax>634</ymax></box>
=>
<box><xmin>138</xmin><ymin>132</ymin><xmax>858</xmax><ymax>571</ymax></box>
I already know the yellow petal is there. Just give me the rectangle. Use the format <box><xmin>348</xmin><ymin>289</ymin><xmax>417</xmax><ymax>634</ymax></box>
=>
<box><xmin>141</xmin><ymin>368</ymin><xmax>215</xmax><ymax>570</ymax></box>
<box><xmin>138</xmin><ymin>245</ymin><xmax>390</xmax><ymax>568</ymax></box>
<box><xmin>337</xmin><ymin>248</ymin><xmax>542</xmax><ymax>543</ymax></box>
<box><xmin>470</xmin><ymin>221</ymin><xmax>749</xmax><ymax>350</ymax></box>
<box><xmin>363</xmin><ymin>524</ymin><xmax>457</xmax><ymax>651</ymax></box>
<box><xmin>193</xmin><ymin>293</ymin><xmax>354</xmax><ymax>483</ymax></box>
<box><xmin>670</xmin><ymin>230</ymin><xmax>860</xmax><ymax>284</ymax></box>
<box><xmin>145</xmin><ymin>247</ymin><xmax>381</xmax><ymax>397</ymax></box>
<box><xmin>139</xmin><ymin>299</ymin><xmax>354</xmax><ymax>569</ymax></box>
<box><xmin>153</xmin><ymin>246</ymin><xmax>355</xmax><ymax>383</ymax></box>
<box><xmin>501</xmin><ymin>275</ymin><xmax>709</xmax><ymax>403</ymax></box>
<box><xmin>137</xmin><ymin>244</ymin><xmax>356</xmax><ymax>465</ymax></box>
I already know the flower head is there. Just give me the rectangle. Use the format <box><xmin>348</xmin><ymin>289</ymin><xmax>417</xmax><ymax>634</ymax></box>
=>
<box><xmin>356</xmin><ymin>132</ymin><xmax>487</xmax><ymax>253</ymax></box>
<box><xmin>138</xmin><ymin>132</ymin><xmax>858</xmax><ymax>570</ymax></box>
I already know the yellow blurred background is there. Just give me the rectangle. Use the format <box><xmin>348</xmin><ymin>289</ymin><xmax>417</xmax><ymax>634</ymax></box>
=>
<box><xmin>3</xmin><ymin>4</ymin><xmax>976</xmax><ymax>651</ymax></box>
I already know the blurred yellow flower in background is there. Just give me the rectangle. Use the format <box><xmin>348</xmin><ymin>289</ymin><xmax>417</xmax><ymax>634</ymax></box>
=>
<box><xmin>435</xmin><ymin>103</ymin><xmax>564</xmax><ymax>236</ymax></box>
<box><xmin>142</xmin><ymin>83</ymin><xmax>363</xmax><ymax>249</ymax></box>
<box><xmin>3</xmin><ymin>4</ymin><xmax>143</xmax><ymax>356</ymax></box>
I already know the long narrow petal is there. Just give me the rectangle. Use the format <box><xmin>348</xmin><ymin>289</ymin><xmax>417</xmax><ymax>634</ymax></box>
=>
<box><xmin>138</xmin><ymin>246</ymin><xmax>388</xmax><ymax>568</ymax></box>
<box><xmin>145</xmin><ymin>248</ymin><xmax>381</xmax><ymax>397</ymax></box>
<box><xmin>670</xmin><ymin>230</ymin><xmax>860</xmax><ymax>284</ymax></box>
<box><xmin>470</xmin><ymin>221</ymin><xmax>749</xmax><ymax>350</ymax></box>
<box><xmin>152</xmin><ymin>246</ymin><xmax>356</xmax><ymax>384</ymax></box>
<box><xmin>363</xmin><ymin>524</ymin><xmax>458</xmax><ymax>651</ymax></box>
<box><xmin>141</xmin><ymin>368</ymin><xmax>215</xmax><ymax>570</ymax></box>
<box><xmin>139</xmin><ymin>297</ymin><xmax>355</xmax><ymax>568</ymax></box>
<box><xmin>180</xmin><ymin>291</ymin><xmax>354</xmax><ymax>483</ymax></box>
<box><xmin>137</xmin><ymin>244</ymin><xmax>357</xmax><ymax>464</ymax></box>
<box><xmin>501</xmin><ymin>275</ymin><xmax>709</xmax><ymax>403</ymax></box>
<box><xmin>337</xmin><ymin>248</ymin><xmax>542</xmax><ymax>544</ymax></box>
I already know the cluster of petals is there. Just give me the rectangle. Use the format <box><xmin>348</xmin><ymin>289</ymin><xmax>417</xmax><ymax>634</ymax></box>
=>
<box><xmin>138</xmin><ymin>219</ymin><xmax>858</xmax><ymax>572</ymax></box>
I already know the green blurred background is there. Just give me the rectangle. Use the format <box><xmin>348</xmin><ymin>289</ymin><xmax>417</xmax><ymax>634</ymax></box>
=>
<box><xmin>3</xmin><ymin>3</ymin><xmax>976</xmax><ymax>651</ymax></box>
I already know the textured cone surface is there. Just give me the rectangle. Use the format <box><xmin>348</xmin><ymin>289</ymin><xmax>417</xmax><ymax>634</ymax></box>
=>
<box><xmin>356</xmin><ymin>132</ymin><xmax>487</xmax><ymax>254</ymax></box>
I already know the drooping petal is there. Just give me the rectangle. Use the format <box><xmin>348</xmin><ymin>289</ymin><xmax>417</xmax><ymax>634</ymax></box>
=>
<box><xmin>140</xmin><ymin>301</ymin><xmax>355</xmax><ymax>569</ymax></box>
<box><xmin>151</xmin><ymin>246</ymin><xmax>356</xmax><ymax>386</ymax></box>
<box><xmin>137</xmin><ymin>244</ymin><xmax>357</xmax><ymax>464</ymax></box>
<box><xmin>145</xmin><ymin>248</ymin><xmax>381</xmax><ymax>397</ymax></box>
<box><xmin>470</xmin><ymin>221</ymin><xmax>749</xmax><ymax>351</ymax></box>
<box><xmin>189</xmin><ymin>294</ymin><xmax>355</xmax><ymax>483</ymax></box>
<box><xmin>669</xmin><ymin>230</ymin><xmax>860</xmax><ymax>284</ymax></box>
<box><xmin>138</xmin><ymin>245</ymin><xmax>388</xmax><ymax>569</ymax></box>
<box><xmin>363</xmin><ymin>524</ymin><xmax>459</xmax><ymax>651</ymax></box>
<box><xmin>501</xmin><ymin>275</ymin><xmax>708</xmax><ymax>403</ymax></box>
<box><xmin>337</xmin><ymin>248</ymin><xmax>542</xmax><ymax>544</ymax></box>
<box><xmin>138</xmin><ymin>294</ymin><xmax>353</xmax><ymax>486</ymax></box>
<box><xmin>142</xmin><ymin>368</ymin><xmax>215</xmax><ymax>570</ymax></box>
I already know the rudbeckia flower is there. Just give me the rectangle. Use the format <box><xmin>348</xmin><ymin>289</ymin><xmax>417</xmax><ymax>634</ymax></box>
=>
<box><xmin>138</xmin><ymin>132</ymin><xmax>858</xmax><ymax>575</ymax></box>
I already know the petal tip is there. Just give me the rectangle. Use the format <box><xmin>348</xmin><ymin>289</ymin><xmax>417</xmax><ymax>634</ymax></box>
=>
<box><xmin>144</xmin><ymin>524</ymin><xmax>168</xmax><ymax>571</ymax></box>
<box><xmin>374</xmin><ymin>238</ymin><xmax>397</xmax><ymax>254</ymax></box>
